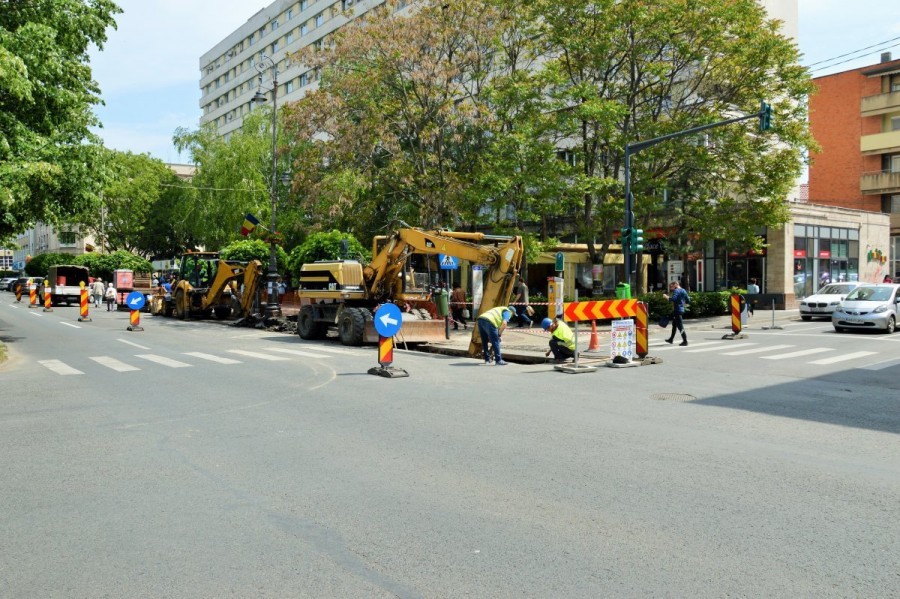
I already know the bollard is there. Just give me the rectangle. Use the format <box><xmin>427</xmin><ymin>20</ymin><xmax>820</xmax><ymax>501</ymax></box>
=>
<box><xmin>722</xmin><ymin>294</ymin><xmax>747</xmax><ymax>339</ymax></box>
<box><xmin>127</xmin><ymin>309</ymin><xmax>144</xmax><ymax>331</ymax></box>
<box><xmin>368</xmin><ymin>335</ymin><xmax>408</xmax><ymax>378</ymax></box>
<box><xmin>42</xmin><ymin>280</ymin><xmax>53</xmax><ymax>312</ymax></box>
<box><xmin>29</xmin><ymin>284</ymin><xmax>38</xmax><ymax>308</ymax></box>
<box><xmin>635</xmin><ymin>302</ymin><xmax>648</xmax><ymax>358</ymax></box>
<box><xmin>15</xmin><ymin>283</ymin><xmax>22</xmax><ymax>302</ymax></box>
<box><xmin>761</xmin><ymin>298</ymin><xmax>784</xmax><ymax>330</ymax></box>
<box><xmin>78</xmin><ymin>283</ymin><xmax>91</xmax><ymax>322</ymax></box>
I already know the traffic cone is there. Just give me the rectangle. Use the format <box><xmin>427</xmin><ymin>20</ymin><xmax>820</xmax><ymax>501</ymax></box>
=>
<box><xmin>586</xmin><ymin>320</ymin><xmax>602</xmax><ymax>352</ymax></box>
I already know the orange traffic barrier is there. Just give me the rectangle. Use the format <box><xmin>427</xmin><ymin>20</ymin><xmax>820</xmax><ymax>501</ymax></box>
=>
<box><xmin>15</xmin><ymin>283</ymin><xmax>22</xmax><ymax>302</ymax></box>
<box><xmin>42</xmin><ymin>280</ymin><xmax>53</xmax><ymax>312</ymax></box>
<box><xmin>78</xmin><ymin>285</ymin><xmax>91</xmax><ymax>322</ymax></box>
<box><xmin>635</xmin><ymin>301</ymin><xmax>648</xmax><ymax>358</ymax></box>
<box><xmin>127</xmin><ymin>309</ymin><xmax>144</xmax><ymax>332</ymax></box>
<box><xmin>29</xmin><ymin>284</ymin><xmax>37</xmax><ymax>308</ymax></box>
<box><xmin>730</xmin><ymin>294</ymin><xmax>743</xmax><ymax>334</ymax></box>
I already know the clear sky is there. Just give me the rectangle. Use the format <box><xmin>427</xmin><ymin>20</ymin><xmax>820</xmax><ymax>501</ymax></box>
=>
<box><xmin>87</xmin><ymin>0</ymin><xmax>900</xmax><ymax>164</ymax></box>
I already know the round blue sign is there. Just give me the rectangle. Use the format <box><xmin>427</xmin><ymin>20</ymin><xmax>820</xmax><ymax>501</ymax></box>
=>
<box><xmin>373</xmin><ymin>303</ymin><xmax>403</xmax><ymax>337</ymax></box>
<box><xmin>125</xmin><ymin>290</ymin><xmax>146</xmax><ymax>311</ymax></box>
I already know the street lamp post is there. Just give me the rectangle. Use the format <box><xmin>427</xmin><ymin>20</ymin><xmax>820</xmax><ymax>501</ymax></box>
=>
<box><xmin>253</xmin><ymin>54</ymin><xmax>282</xmax><ymax>318</ymax></box>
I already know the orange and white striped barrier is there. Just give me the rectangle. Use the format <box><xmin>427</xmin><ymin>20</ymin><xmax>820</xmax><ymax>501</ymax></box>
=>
<box><xmin>78</xmin><ymin>283</ymin><xmax>91</xmax><ymax>322</ymax></box>
<box><xmin>42</xmin><ymin>280</ymin><xmax>53</xmax><ymax>312</ymax></box>
<box><xmin>29</xmin><ymin>284</ymin><xmax>38</xmax><ymax>308</ymax></box>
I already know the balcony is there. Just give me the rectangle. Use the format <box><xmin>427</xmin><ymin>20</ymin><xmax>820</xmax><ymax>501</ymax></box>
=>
<box><xmin>861</xmin><ymin>169</ymin><xmax>900</xmax><ymax>194</ymax></box>
<box><xmin>860</xmin><ymin>130</ymin><xmax>900</xmax><ymax>155</ymax></box>
<box><xmin>861</xmin><ymin>90</ymin><xmax>900</xmax><ymax>117</ymax></box>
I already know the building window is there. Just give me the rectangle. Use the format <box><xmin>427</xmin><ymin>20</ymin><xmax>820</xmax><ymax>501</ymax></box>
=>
<box><xmin>315</xmin><ymin>13</ymin><xmax>323</xmax><ymax>26</ymax></box>
<box><xmin>250</xmin><ymin>32</ymin><xmax>255</xmax><ymax>44</ymax></box>
<box><xmin>272</xmin><ymin>40</ymin><xmax>279</xmax><ymax>53</ymax></box>
<box><xmin>271</xmin><ymin>20</ymin><xmax>278</xmax><ymax>32</ymax></box>
<box><xmin>892</xmin><ymin>116</ymin><xmax>900</xmax><ymax>131</ymax></box>
<box><xmin>300</xmin><ymin>72</ymin><xmax>309</xmax><ymax>86</ymax></box>
<box><xmin>58</xmin><ymin>232</ymin><xmax>77</xmax><ymax>247</ymax></box>
<box><xmin>891</xmin><ymin>75</ymin><xmax>900</xmax><ymax>92</ymax></box>
<box><xmin>342</xmin><ymin>0</ymin><xmax>354</xmax><ymax>9</ymax></box>
<box><xmin>301</xmin><ymin>0</ymin><xmax>308</xmax><ymax>9</ymax></box>
<box><xmin>286</xmin><ymin>30</ymin><xmax>294</xmax><ymax>44</ymax></box>
<box><xmin>301</xmin><ymin>23</ymin><xmax>308</xmax><ymax>35</ymax></box>
<box><xmin>890</xmin><ymin>195</ymin><xmax>900</xmax><ymax>213</ymax></box>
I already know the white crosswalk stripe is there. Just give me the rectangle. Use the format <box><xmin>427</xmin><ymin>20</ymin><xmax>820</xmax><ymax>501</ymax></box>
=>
<box><xmin>90</xmin><ymin>356</ymin><xmax>140</xmax><ymax>372</ymax></box>
<box><xmin>722</xmin><ymin>344</ymin><xmax>794</xmax><ymax>356</ymax></box>
<box><xmin>135</xmin><ymin>354</ymin><xmax>192</xmax><ymax>368</ymax></box>
<box><xmin>183</xmin><ymin>352</ymin><xmax>243</xmax><ymax>364</ymax></box>
<box><xmin>809</xmin><ymin>351</ymin><xmax>878</xmax><ymax>365</ymax></box>
<box><xmin>761</xmin><ymin>348</ymin><xmax>834</xmax><ymax>360</ymax></box>
<box><xmin>651</xmin><ymin>341</ymin><xmax>722</xmax><ymax>351</ymax></box>
<box><xmin>227</xmin><ymin>349</ymin><xmax>291</xmax><ymax>361</ymax></box>
<box><xmin>38</xmin><ymin>359</ymin><xmax>83</xmax><ymax>375</ymax></box>
<box><xmin>266</xmin><ymin>347</ymin><xmax>334</xmax><ymax>358</ymax></box>
<box><xmin>859</xmin><ymin>358</ymin><xmax>900</xmax><ymax>371</ymax></box>
<box><xmin>686</xmin><ymin>343</ymin><xmax>756</xmax><ymax>353</ymax></box>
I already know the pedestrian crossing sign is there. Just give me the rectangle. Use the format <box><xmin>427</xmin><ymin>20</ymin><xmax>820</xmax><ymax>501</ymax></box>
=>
<box><xmin>439</xmin><ymin>254</ymin><xmax>458</xmax><ymax>270</ymax></box>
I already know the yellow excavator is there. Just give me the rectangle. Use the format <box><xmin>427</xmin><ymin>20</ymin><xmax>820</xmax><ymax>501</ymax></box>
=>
<box><xmin>151</xmin><ymin>251</ymin><xmax>265</xmax><ymax>321</ymax></box>
<box><xmin>295</xmin><ymin>227</ymin><xmax>524</xmax><ymax>353</ymax></box>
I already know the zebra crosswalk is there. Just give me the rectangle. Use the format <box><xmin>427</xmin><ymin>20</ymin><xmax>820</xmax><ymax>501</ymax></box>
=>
<box><xmin>651</xmin><ymin>340</ymin><xmax>898</xmax><ymax>370</ymax></box>
<box><xmin>38</xmin><ymin>345</ymin><xmax>360</xmax><ymax>376</ymax></box>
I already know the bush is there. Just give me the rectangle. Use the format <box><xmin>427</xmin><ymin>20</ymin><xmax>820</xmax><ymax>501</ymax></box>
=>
<box><xmin>221</xmin><ymin>239</ymin><xmax>288</xmax><ymax>274</ymax></box>
<box><xmin>287</xmin><ymin>231</ymin><xmax>369</xmax><ymax>279</ymax></box>
<box><xmin>73</xmin><ymin>251</ymin><xmax>153</xmax><ymax>281</ymax></box>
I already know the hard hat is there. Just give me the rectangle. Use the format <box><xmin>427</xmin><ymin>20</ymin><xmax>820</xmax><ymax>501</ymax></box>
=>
<box><xmin>541</xmin><ymin>317</ymin><xmax>553</xmax><ymax>330</ymax></box>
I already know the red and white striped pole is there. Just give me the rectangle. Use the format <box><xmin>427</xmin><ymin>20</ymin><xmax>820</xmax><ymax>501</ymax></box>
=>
<box><xmin>78</xmin><ymin>282</ymin><xmax>91</xmax><ymax>322</ymax></box>
<box><xmin>29</xmin><ymin>284</ymin><xmax>38</xmax><ymax>308</ymax></box>
<box><xmin>42</xmin><ymin>279</ymin><xmax>53</xmax><ymax>312</ymax></box>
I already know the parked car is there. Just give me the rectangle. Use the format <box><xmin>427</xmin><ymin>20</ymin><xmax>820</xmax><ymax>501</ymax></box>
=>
<box><xmin>832</xmin><ymin>284</ymin><xmax>900</xmax><ymax>334</ymax></box>
<box><xmin>0</xmin><ymin>277</ymin><xmax>18</xmax><ymax>291</ymax></box>
<box><xmin>12</xmin><ymin>276</ymin><xmax>42</xmax><ymax>297</ymax></box>
<box><xmin>798</xmin><ymin>282</ymin><xmax>861</xmax><ymax>320</ymax></box>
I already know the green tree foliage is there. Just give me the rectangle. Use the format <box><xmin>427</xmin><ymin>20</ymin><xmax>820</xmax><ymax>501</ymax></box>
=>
<box><xmin>530</xmin><ymin>0</ymin><xmax>814</xmax><ymax>264</ymax></box>
<box><xmin>24</xmin><ymin>252</ymin><xmax>73</xmax><ymax>277</ymax></box>
<box><xmin>73</xmin><ymin>250</ymin><xmax>152</xmax><ymax>281</ymax></box>
<box><xmin>220</xmin><ymin>239</ymin><xmax>288</xmax><ymax>274</ymax></box>
<box><xmin>0</xmin><ymin>0</ymin><xmax>122</xmax><ymax>239</ymax></box>
<box><xmin>286</xmin><ymin>230</ymin><xmax>368</xmax><ymax>279</ymax></box>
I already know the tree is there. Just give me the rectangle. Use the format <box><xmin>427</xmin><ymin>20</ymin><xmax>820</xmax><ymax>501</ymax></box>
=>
<box><xmin>0</xmin><ymin>0</ymin><xmax>121</xmax><ymax>239</ymax></box>
<box><xmin>220</xmin><ymin>239</ymin><xmax>288</xmax><ymax>276</ymax></box>
<box><xmin>73</xmin><ymin>250</ymin><xmax>152</xmax><ymax>282</ymax></box>
<box><xmin>24</xmin><ymin>252</ymin><xmax>72</xmax><ymax>277</ymax></box>
<box><xmin>286</xmin><ymin>230</ymin><xmax>368</xmax><ymax>280</ymax></box>
<box><xmin>530</xmin><ymin>0</ymin><xmax>815</xmax><ymax>267</ymax></box>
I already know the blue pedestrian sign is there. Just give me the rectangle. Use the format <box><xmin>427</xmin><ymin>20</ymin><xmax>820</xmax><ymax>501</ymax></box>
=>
<box><xmin>438</xmin><ymin>254</ymin><xmax>458</xmax><ymax>270</ymax></box>
<box><xmin>125</xmin><ymin>291</ymin><xmax>146</xmax><ymax>311</ymax></box>
<box><xmin>374</xmin><ymin>303</ymin><xmax>403</xmax><ymax>337</ymax></box>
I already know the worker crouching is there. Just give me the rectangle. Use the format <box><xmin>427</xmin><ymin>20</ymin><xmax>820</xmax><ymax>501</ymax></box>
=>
<box><xmin>542</xmin><ymin>316</ymin><xmax>575</xmax><ymax>363</ymax></box>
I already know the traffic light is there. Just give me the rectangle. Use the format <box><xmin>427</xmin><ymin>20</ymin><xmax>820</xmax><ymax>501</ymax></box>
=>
<box><xmin>620</xmin><ymin>227</ymin><xmax>632</xmax><ymax>248</ymax></box>
<box><xmin>631</xmin><ymin>228</ymin><xmax>644</xmax><ymax>253</ymax></box>
<box><xmin>759</xmin><ymin>101</ymin><xmax>773</xmax><ymax>132</ymax></box>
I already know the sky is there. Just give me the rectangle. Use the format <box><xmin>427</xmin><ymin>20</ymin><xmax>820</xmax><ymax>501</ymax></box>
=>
<box><xmin>87</xmin><ymin>0</ymin><xmax>900</xmax><ymax>164</ymax></box>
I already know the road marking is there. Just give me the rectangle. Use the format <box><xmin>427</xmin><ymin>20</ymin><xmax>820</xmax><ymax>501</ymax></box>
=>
<box><xmin>118</xmin><ymin>338</ymin><xmax>151</xmax><ymax>350</ymax></box>
<box><xmin>59</xmin><ymin>322</ymin><xmax>80</xmax><ymax>329</ymax></box>
<box><xmin>227</xmin><ymin>349</ymin><xmax>291</xmax><ymax>361</ymax></box>
<box><xmin>135</xmin><ymin>354</ymin><xmax>192</xmax><ymax>368</ymax></box>
<box><xmin>266</xmin><ymin>347</ymin><xmax>333</xmax><ymax>358</ymax></box>
<box><xmin>651</xmin><ymin>341</ymin><xmax>723</xmax><ymax>351</ymax></box>
<box><xmin>761</xmin><ymin>348</ymin><xmax>834</xmax><ymax>360</ymax></box>
<box><xmin>183</xmin><ymin>352</ymin><xmax>243</xmax><ymax>364</ymax></box>
<box><xmin>859</xmin><ymin>358</ymin><xmax>900</xmax><ymax>371</ymax></box>
<box><xmin>298</xmin><ymin>345</ymin><xmax>359</xmax><ymax>354</ymax></box>
<box><xmin>722</xmin><ymin>344</ymin><xmax>795</xmax><ymax>356</ymax></box>
<box><xmin>28</xmin><ymin>311</ymin><xmax>42</xmax><ymax>316</ymax></box>
<box><xmin>808</xmin><ymin>351</ymin><xmax>879</xmax><ymax>365</ymax></box>
<box><xmin>686</xmin><ymin>343</ymin><xmax>757</xmax><ymax>353</ymax></box>
<box><xmin>38</xmin><ymin>360</ymin><xmax>83</xmax><ymax>375</ymax></box>
<box><xmin>90</xmin><ymin>356</ymin><xmax>140</xmax><ymax>372</ymax></box>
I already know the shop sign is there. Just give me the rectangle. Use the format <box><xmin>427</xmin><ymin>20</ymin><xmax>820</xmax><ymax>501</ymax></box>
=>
<box><xmin>818</xmin><ymin>250</ymin><xmax>831</xmax><ymax>258</ymax></box>
<box><xmin>793</xmin><ymin>249</ymin><xmax>807</xmax><ymax>258</ymax></box>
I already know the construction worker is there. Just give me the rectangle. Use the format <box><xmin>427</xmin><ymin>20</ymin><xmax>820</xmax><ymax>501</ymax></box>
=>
<box><xmin>542</xmin><ymin>316</ymin><xmax>575</xmax><ymax>363</ymax></box>
<box><xmin>477</xmin><ymin>305</ymin><xmax>515</xmax><ymax>365</ymax></box>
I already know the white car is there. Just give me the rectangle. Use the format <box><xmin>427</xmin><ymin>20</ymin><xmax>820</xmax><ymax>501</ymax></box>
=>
<box><xmin>0</xmin><ymin>277</ymin><xmax>18</xmax><ymax>291</ymax></box>
<box><xmin>798</xmin><ymin>282</ymin><xmax>860</xmax><ymax>321</ymax></box>
<box><xmin>832</xmin><ymin>284</ymin><xmax>900</xmax><ymax>334</ymax></box>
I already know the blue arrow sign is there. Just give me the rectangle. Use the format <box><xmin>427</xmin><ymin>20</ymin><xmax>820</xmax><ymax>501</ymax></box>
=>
<box><xmin>438</xmin><ymin>254</ymin><xmax>458</xmax><ymax>270</ymax></box>
<box><xmin>373</xmin><ymin>303</ymin><xmax>403</xmax><ymax>337</ymax></box>
<box><xmin>126</xmin><ymin>290</ymin><xmax>146</xmax><ymax>311</ymax></box>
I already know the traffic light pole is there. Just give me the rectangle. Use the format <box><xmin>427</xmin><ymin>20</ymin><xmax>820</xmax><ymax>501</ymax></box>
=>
<box><xmin>623</xmin><ymin>101</ymin><xmax>771</xmax><ymax>290</ymax></box>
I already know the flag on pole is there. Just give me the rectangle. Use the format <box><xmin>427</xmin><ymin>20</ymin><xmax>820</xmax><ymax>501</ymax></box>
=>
<box><xmin>240</xmin><ymin>213</ymin><xmax>260</xmax><ymax>236</ymax></box>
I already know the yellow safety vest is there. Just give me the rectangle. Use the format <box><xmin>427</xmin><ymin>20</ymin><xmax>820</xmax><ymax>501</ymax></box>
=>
<box><xmin>479</xmin><ymin>306</ymin><xmax>510</xmax><ymax>327</ymax></box>
<box><xmin>552</xmin><ymin>321</ymin><xmax>576</xmax><ymax>350</ymax></box>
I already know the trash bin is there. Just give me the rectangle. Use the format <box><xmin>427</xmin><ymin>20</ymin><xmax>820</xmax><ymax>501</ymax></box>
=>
<box><xmin>615</xmin><ymin>282</ymin><xmax>631</xmax><ymax>299</ymax></box>
<box><xmin>434</xmin><ymin>289</ymin><xmax>450</xmax><ymax>317</ymax></box>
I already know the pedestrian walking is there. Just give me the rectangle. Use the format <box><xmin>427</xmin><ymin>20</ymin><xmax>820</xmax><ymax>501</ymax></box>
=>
<box><xmin>91</xmin><ymin>277</ymin><xmax>105</xmax><ymax>308</ymax></box>
<box><xmin>104</xmin><ymin>282</ymin><xmax>117</xmax><ymax>311</ymax></box>
<box><xmin>746</xmin><ymin>277</ymin><xmax>760</xmax><ymax>316</ymax></box>
<box><xmin>477</xmin><ymin>305</ymin><xmax>515</xmax><ymax>365</ymax></box>
<box><xmin>450</xmin><ymin>283</ymin><xmax>468</xmax><ymax>330</ymax></box>
<box><xmin>541</xmin><ymin>317</ymin><xmax>575</xmax><ymax>363</ymax></box>
<box><xmin>663</xmin><ymin>280</ymin><xmax>690</xmax><ymax>346</ymax></box>
<box><xmin>513</xmin><ymin>275</ymin><xmax>532</xmax><ymax>328</ymax></box>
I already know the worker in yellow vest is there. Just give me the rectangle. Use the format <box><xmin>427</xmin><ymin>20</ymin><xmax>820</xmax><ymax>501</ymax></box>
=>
<box><xmin>477</xmin><ymin>305</ymin><xmax>515</xmax><ymax>365</ymax></box>
<box><xmin>542</xmin><ymin>316</ymin><xmax>575</xmax><ymax>363</ymax></box>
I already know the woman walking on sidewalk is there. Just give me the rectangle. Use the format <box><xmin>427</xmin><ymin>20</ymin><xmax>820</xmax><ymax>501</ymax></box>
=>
<box><xmin>663</xmin><ymin>280</ymin><xmax>690</xmax><ymax>346</ymax></box>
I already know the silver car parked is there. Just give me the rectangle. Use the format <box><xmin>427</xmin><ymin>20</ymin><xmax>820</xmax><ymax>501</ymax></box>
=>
<box><xmin>832</xmin><ymin>284</ymin><xmax>900</xmax><ymax>333</ymax></box>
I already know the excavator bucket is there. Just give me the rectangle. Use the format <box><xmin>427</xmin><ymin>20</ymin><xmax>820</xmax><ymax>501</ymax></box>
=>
<box><xmin>362</xmin><ymin>313</ymin><xmax>448</xmax><ymax>344</ymax></box>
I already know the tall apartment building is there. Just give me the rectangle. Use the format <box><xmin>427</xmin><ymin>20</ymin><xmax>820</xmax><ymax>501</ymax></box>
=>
<box><xmin>199</xmin><ymin>0</ymin><xmax>391</xmax><ymax>139</ymax></box>
<box><xmin>808</xmin><ymin>52</ymin><xmax>900</xmax><ymax>280</ymax></box>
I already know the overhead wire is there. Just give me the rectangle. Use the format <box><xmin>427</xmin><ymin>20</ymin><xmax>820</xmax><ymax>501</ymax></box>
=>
<box><xmin>805</xmin><ymin>35</ymin><xmax>900</xmax><ymax>74</ymax></box>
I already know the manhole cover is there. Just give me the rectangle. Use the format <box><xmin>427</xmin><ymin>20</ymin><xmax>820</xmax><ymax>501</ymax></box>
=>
<box><xmin>649</xmin><ymin>392</ymin><xmax>697</xmax><ymax>402</ymax></box>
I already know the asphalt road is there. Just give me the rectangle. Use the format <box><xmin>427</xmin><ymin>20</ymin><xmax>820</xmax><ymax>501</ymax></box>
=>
<box><xmin>1</xmin><ymin>299</ymin><xmax>899</xmax><ymax>597</ymax></box>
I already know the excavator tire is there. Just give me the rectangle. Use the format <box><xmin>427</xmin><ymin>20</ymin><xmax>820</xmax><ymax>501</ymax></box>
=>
<box><xmin>214</xmin><ymin>306</ymin><xmax>231</xmax><ymax>320</ymax></box>
<box><xmin>174</xmin><ymin>289</ymin><xmax>187</xmax><ymax>319</ymax></box>
<box><xmin>338</xmin><ymin>307</ymin><xmax>366</xmax><ymax>346</ymax></box>
<box><xmin>298</xmin><ymin>305</ymin><xmax>326</xmax><ymax>340</ymax></box>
